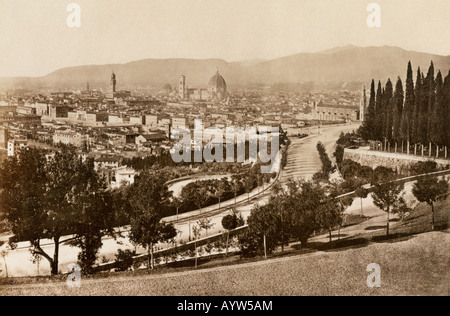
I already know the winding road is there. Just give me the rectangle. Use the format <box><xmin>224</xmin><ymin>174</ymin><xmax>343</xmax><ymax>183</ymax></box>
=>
<box><xmin>1</xmin><ymin>123</ymin><xmax>365</xmax><ymax>277</ymax></box>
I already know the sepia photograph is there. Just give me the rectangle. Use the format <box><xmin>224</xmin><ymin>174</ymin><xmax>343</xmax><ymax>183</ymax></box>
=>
<box><xmin>0</xmin><ymin>0</ymin><xmax>449</xmax><ymax>300</ymax></box>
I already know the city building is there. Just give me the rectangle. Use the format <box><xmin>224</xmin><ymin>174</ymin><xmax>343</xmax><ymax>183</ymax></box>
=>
<box><xmin>16</xmin><ymin>105</ymin><xmax>36</xmax><ymax>115</ymax></box>
<box><xmin>0</xmin><ymin>106</ymin><xmax>17</xmax><ymax>116</ymax></box>
<box><xmin>207</xmin><ymin>70</ymin><xmax>227</xmax><ymax>100</ymax></box>
<box><xmin>106</xmin><ymin>72</ymin><xmax>131</xmax><ymax>99</ymax></box>
<box><xmin>178</xmin><ymin>70</ymin><xmax>228</xmax><ymax>101</ymax></box>
<box><xmin>7</xmin><ymin>139</ymin><xmax>27</xmax><ymax>156</ymax></box>
<box><xmin>130</xmin><ymin>116</ymin><xmax>144</xmax><ymax>125</ymax></box>
<box><xmin>178</xmin><ymin>75</ymin><xmax>186</xmax><ymax>99</ymax></box>
<box><xmin>33</xmin><ymin>102</ymin><xmax>50</xmax><ymax>116</ymax></box>
<box><xmin>108</xmin><ymin>115</ymin><xmax>123</xmax><ymax>124</ymax></box>
<box><xmin>94</xmin><ymin>155</ymin><xmax>122</xmax><ymax>171</ymax></box>
<box><xmin>110</xmin><ymin>166</ymin><xmax>136</xmax><ymax>189</ymax></box>
<box><xmin>163</xmin><ymin>83</ymin><xmax>172</xmax><ymax>94</ymax></box>
<box><xmin>53</xmin><ymin>130</ymin><xmax>87</xmax><ymax>147</ymax></box>
<box><xmin>172</xmin><ymin>117</ymin><xmax>187</xmax><ymax>130</ymax></box>
<box><xmin>145</xmin><ymin>115</ymin><xmax>158</xmax><ymax>128</ymax></box>
<box><xmin>49</xmin><ymin>105</ymin><xmax>71</xmax><ymax>119</ymax></box>
<box><xmin>111</xmin><ymin>72</ymin><xmax>117</xmax><ymax>93</ymax></box>
<box><xmin>0</xmin><ymin>128</ymin><xmax>8</xmax><ymax>149</ymax></box>
<box><xmin>12</xmin><ymin>114</ymin><xmax>42</xmax><ymax>126</ymax></box>
<box><xmin>312</xmin><ymin>100</ymin><xmax>359</xmax><ymax>121</ymax></box>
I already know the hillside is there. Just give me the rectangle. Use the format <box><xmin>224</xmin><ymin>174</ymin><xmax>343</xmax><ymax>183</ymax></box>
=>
<box><xmin>1</xmin><ymin>46</ymin><xmax>450</xmax><ymax>90</ymax></box>
<box><xmin>0</xmin><ymin>229</ymin><xmax>448</xmax><ymax>296</ymax></box>
<box><xmin>244</xmin><ymin>46</ymin><xmax>450</xmax><ymax>84</ymax></box>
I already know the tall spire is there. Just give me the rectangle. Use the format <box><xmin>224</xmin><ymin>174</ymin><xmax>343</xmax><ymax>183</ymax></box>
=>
<box><xmin>111</xmin><ymin>71</ymin><xmax>117</xmax><ymax>93</ymax></box>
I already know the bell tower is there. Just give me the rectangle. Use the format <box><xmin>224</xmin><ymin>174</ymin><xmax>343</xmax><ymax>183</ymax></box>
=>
<box><xmin>359</xmin><ymin>85</ymin><xmax>367</xmax><ymax>121</ymax></box>
<box><xmin>111</xmin><ymin>72</ymin><xmax>117</xmax><ymax>93</ymax></box>
<box><xmin>179</xmin><ymin>75</ymin><xmax>186</xmax><ymax>100</ymax></box>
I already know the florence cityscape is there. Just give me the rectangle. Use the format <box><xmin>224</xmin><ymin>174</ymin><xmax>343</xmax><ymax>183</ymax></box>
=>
<box><xmin>0</xmin><ymin>0</ymin><xmax>449</xmax><ymax>298</ymax></box>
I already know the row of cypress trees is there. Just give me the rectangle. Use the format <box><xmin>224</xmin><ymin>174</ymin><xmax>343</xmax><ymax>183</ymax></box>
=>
<box><xmin>360</xmin><ymin>61</ymin><xmax>450</xmax><ymax>158</ymax></box>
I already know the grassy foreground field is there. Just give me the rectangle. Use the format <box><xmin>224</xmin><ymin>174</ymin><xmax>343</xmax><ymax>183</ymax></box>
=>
<box><xmin>1</xmin><ymin>192</ymin><xmax>448</xmax><ymax>296</ymax></box>
<box><xmin>1</xmin><ymin>228</ymin><xmax>448</xmax><ymax>296</ymax></box>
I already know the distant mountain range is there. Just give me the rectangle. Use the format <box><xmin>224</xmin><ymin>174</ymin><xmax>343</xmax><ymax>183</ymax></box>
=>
<box><xmin>1</xmin><ymin>46</ymin><xmax>450</xmax><ymax>90</ymax></box>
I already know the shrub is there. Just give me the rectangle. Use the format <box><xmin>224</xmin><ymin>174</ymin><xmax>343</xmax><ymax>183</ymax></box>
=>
<box><xmin>115</xmin><ymin>249</ymin><xmax>136</xmax><ymax>272</ymax></box>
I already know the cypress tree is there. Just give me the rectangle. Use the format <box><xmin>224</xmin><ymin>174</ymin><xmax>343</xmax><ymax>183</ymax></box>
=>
<box><xmin>368</xmin><ymin>79</ymin><xmax>376</xmax><ymax>140</ymax></box>
<box><xmin>430</xmin><ymin>71</ymin><xmax>444</xmax><ymax>158</ymax></box>
<box><xmin>374</xmin><ymin>81</ymin><xmax>383</xmax><ymax>141</ymax></box>
<box><xmin>444</xmin><ymin>72</ymin><xmax>450</xmax><ymax>158</ymax></box>
<box><xmin>424</xmin><ymin>62</ymin><xmax>436</xmax><ymax>155</ymax></box>
<box><xmin>411</xmin><ymin>67</ymin><xmax>423</xmax><ymax>149</ymax></box>
<box><xmin>360</xmin><ymin>79</ymin><xmax>376</xmax><ymax>141</ymax></box>
<box><xmin>399</xmin><ymin>61</ymin><xmax>415</xmax><ymax>154</ymax></box>
<box><xmin>383</xmin><ymin>79</ymin><xmax>394</xmax><ymax>145</ymax></box>
<box><xmin>392</xmin><ymin>77</ymin><xmax>404</xmax><ymax>147</ymax></box>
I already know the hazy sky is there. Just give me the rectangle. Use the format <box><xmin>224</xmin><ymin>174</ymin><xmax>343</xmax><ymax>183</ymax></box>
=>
<box><xmin>1</xmin><ymin>0</ymin><xmax>449</xmax><ymax>77</ymax></box>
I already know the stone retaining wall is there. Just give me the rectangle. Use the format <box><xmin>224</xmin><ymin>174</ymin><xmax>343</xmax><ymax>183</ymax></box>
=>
<box><xmin>344</xmin><ymin>148</ymin><xmax>450</xmax><ymax>173</ymax></box>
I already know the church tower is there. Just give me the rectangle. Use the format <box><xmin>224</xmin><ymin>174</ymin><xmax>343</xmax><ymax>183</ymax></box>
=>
<box><xmin>359</xmin><ymin>85</ymin><xmax>367</xmax><ymax>121</ymax></box>
<box><xmin>111</xmin><ymin>72</ymin><xmax>117</xmax><ymax>93</ymax></box>
<box><xmin>179</xmin><ymin>75</ymin><xmax>186</xmax><ymax>100</ymax></box>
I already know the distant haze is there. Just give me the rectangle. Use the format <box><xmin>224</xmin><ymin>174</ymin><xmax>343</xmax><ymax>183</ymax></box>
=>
<box><xmin>1</xmin><ymin>46</ymin><xmax>450</xmax><ymax>90</ymax></box>
<box><xmin>1</xmin><ymin>0</ymin><xmax>450</xmax><ymax>78</ymax></box>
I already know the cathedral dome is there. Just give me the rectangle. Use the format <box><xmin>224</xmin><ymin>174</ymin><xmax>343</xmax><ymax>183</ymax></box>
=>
<box><xmin>207</xmin><ymin>70</ymin><xmax>227</xmax><ymax>93</ymax></box>
<box><xmin>163</xmin><ymin>83</ymin><xmax>172</xmax><ymax>91</ymax></box>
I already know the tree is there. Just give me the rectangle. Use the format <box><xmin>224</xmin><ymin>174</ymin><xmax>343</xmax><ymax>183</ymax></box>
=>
<box><xmin>360</xmin><ymin>79</ymin><xmax>376</xmax><ymax>141</ymax></box>
<box><xmin>382</xmin><ymin>79</ymin><xmax>394</xmax><ymax>144</ymax></box>
<box><xmin>197</xmin><ymin>217</ymin><xmax>215</xmax><ymax>237</ymax></box>
<box><xmin>271</xmin><ymin>182</ymin><xmax>288</xmax><ymax>251</ymax></box>
<box><xmin>129</xmin><ymin>209</ymin><xmax>177</xmax><ymax>269</ymax></box>
<box><xmin>355</xmin><ymin>186</ymin><xmax>369</xmax><ymax>216</ymax></box>
<box><xmin>443</xmin><ymin>72</ymin><xmax>450</xmax><ymax>158</ymax></box>
<box><xmin>411</xmin><ymin>67</ymin><xmax>423</xmax><ymax>149</ymax></box>
<box><xmin>283</xmin><ymin>181</ymin><xmax>323</xmax><ymax>247</ymax></box>
<box><xmin>214</xmin><ymin>178</ymin><xmax>228</xmax><ymax>212</ymax></box>
<box><xmin>128</xmin><ymin>170</ymin><xmax>177</xmax><ymax>269</ymax></box>
<box><xmin>68</xmin><ymin>187</ymin><xmax>116</xmax><ymax>274</ymax></box>
<box><xmin>242</xmin><ymin>203</ymin><xmax>282</xmax><ymax>258</ymax></box>
<box><xmin>171</xmin><ymin>196</ymin><xmax>183</xmax><ymax>222</ymax></box>
<box><xmin>410</xmin><ymin>160</ymin><xmax>439</xmax><ymax>175</ymax></box>
<box><xmin>365</xmin><ymin>60</ymin><xmax>446</xmax><ymax>155</ymax></box>
<box><xmin>222</xmin><ymin>210</ymin><xmax>245</xmax><ymax>256</ymax></box>
<box><xmin>340</xmin><ymin>159</ymin><xmax>362</xmax><ymax>180</ymax></box>
<box><xmin>115</xmin><ymin>249</ymin><xmax>136</xmax><ymax>272</ymax></box>
<box><xmin>371</xmin><ymin>166</ymin><xmax>395</xmax><ymax>185</ymax></box>
<box><xmin>243</xmin><ymin>174</ymin><xmax>255</xmax><ymax>202</ymax></box>
<box><xmin>392</xmin><ymin>77</ymin><xmax>404</xmax><ymax>148</ymax></box>
<box><xmin>67</xmin><ymin>158</ymin><xmax>116</xmax><ymax>274</ymax></box>
<box><xmin>129</xmin><ymin>170</ymin><xmax>173</xmax><ymax>214</ymax></box>
<box><xmin>425</xmin><ymin>62</ymin><xmax>436</xmax><ymax>153</ymax></box>
<box><xmin>191</xmin><ymin>224</ymin><xmax>203</xmax><ymax>268</ymax></box>
<box><xmin>333</xmin><ymin>145</ymin><xmax>345</xmax><ymax>170</ymax></box>
<box><xmin>316</xmin><ymin>142</ymin><xmax>334</xmax><ymax>178</ymax></box>
<box><xmin>430</xmin><ymin>71</ymin><xmax>445</xmax><ymax>157</ymax></box>
<box><xmin>0</xmin><ymin>146</ymin><xmax>116</xmax><ymax>275</ymax></box>
<box><xmin>399</xmin><ymin>61</ymin><xmax>415</xmax><ymax>154</ymax></box>
<box><xmin>0</xmin><ymin>148</ymin><xmax>48</xmax><ymax>268</ymax></box>
<box><xmin>359</xmin><ymin>166</ymin><xmax>374</xmax><ymax>183</ymax></box>
<box><xmin>315</xmin><ymin>197</ymin><xmax>342</xmax><ymax>242</ymax></box>
<box><xmin>231</xmin><ymin>174</ymin><xmax>242</xmax><ymax>206</ymax></box>
<box><xmin>412</xmin><ymin>175</ymin><xmax>448</xmax><ymax>231</ymax></box>
<box><xmin>374</xmin><ymin>81</ymin><xmax>384</xmax><ymax>141</ymax></box>
<box><xmin>330</xmin><ymin>181</ymin><xmax>354</xmax><ymax>239</ymax></box>
<box><xmin>0</xmin><ymin>241</ymin><xmax>10</xmax><ymax>278</ymax></box>
<box><xmin>371</xmin><ymin>168</ymin><xmax>405</xmax><ymax>236</ymax></box>
<box><xmin>194</xmin><ymin>187</ymin><xmax>210</xmax><ymax>214</ymax></box>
